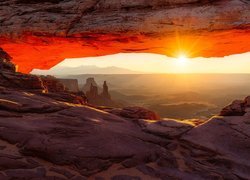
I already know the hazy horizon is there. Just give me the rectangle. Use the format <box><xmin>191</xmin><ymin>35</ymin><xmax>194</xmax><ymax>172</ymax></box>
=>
<box><xmin>31</xmin><ymin>52</ymin><xmax>250</xmax><ymax>75</ymax></box>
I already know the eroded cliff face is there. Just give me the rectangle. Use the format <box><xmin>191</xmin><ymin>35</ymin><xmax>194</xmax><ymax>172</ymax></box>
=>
<box><xmin>0</xmin><ymin>0</ymin><xmax>249</xmax><ymax>72</ymax></box>
<box><xmin>0</xmin><ymin>48</ymin><xmax>89</xmax><ymax>105</ymax></box>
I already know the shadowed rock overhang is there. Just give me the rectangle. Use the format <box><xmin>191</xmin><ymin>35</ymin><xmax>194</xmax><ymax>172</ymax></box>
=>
<box><xmin>0</xmin><ymin>0</ymin><xmax>249</xmax><ymax>73</ymax></box>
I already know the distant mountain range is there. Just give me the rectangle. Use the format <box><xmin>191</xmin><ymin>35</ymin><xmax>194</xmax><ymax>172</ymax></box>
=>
<box><xmin>31</xmin><ymin>65</ymin><xmax>142</xmax><ymax>75</ymax></box>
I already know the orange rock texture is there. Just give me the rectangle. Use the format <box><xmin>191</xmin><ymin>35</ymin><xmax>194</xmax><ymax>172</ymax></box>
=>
<box><xmin>0</xmin><ymin>0</ymin><xmax>249</xmax><ymax>73</ymax></box>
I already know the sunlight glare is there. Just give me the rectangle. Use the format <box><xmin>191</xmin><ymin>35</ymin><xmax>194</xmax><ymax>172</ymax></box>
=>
<box><xmin>178</xmin><ymin>54</ymin><xmax>187</xmax><ymax>62</ymax></box>
<box><xmin>176</xmin><ymin>54</ymin><xmax>188</xmax><ymax>66</ymax></box>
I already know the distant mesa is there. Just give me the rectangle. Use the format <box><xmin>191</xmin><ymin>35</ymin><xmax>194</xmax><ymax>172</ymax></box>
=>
<box><xmin>56</xmin><ymin>77</ymin><xmax>122</xmax><ymax>107</ymax></box>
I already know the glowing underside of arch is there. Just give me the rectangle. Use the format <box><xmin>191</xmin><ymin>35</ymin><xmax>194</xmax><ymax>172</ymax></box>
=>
<box><xmin>1</xmin><ymin>29</ymin><xmax>250</xmax><ymax>73</ymax></box>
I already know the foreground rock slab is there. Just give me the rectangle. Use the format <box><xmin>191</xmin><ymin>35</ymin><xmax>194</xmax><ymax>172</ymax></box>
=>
<box><xmin>1</xmin><ymin>87</ymin><xmax>250</xmax><ymax>179</ymax></box>
<box><xmin>182</xmin><ymin>116</ymin><xmax>250</xmax><ymax>179</ymax></box>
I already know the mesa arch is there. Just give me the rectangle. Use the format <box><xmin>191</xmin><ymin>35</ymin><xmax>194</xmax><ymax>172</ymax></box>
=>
<box><xmin>0</xmin><ymin>0</ymin><xmax>249</xmax><ymax>73</ymax></box>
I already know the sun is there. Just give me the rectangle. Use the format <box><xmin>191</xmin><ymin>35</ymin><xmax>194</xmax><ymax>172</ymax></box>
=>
<box><xmin>176</xmin><ymin>54</ymin><xmax>188</xmax><ymax>66</ymax></box>
<box><xmin>178</xmin><ymin>54</ymin><xmax>187</xmax><ymax>62</ymax></box>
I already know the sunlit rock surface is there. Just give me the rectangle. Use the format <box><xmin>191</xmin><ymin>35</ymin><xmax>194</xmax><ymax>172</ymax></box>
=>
<box><xmin>0</xmin><ymin>0</ymin><xmax>250</xmax><ymax>72</ymax></box>
<box><xmin>1</xmin><ymin>85</ymin><xmax>250</xmax><ymax>178</ymax></box>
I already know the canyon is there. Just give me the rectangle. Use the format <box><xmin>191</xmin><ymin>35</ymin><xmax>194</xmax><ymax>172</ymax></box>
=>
<box><xmin>1</xmin><ymin>0</ymin><xmax>250</xmax><ymax>179</ymax></box>
<box><xmin>1</xmin><ymin>46</ymin><xmax>250</xmax><ymax>179</ymax></box>
<box><xmin>0</xmin><ymin>0</ymin><xmax>250</xmax><ymax>72</ymax></box>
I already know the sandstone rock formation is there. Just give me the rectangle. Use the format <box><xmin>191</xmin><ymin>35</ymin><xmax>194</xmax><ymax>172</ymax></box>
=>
<box><xmin>0</xmin><ymin>48</ymin><xmax>16</xmax><ymax>72</ymax></box>
<box><xmin>1</xmin><ymin>78</ymin><xmax>250</xmax><ymax>178</ymax></box>
<box><xmin>220</xmin><ymin>96</ymin><xmax>250</xmax><ymax>116</ymax></box>
<box><xmin>182</xmin><ymin>115</ymin><xmax>250</xmax><ymax>180</ymax></box>
<box><xmin>1</xmin><ymin>1</ymin><xmax>250</xmax><ymax>177</ymax></box>
<box><xmin>86</xmin><ymin>83</ymin><xmax>99</xmax><ymax>100</ymax></box>
<box><xmin>1</xmin><ymin>50</ymin><xmax>250</xmax><ymax>178</ymax></box>
<box><xmin>85</xmin><ymin>78</ymin><xmax>121</xmax><ymax>107</ymax></box>
<box><xmin>82</xmin><ymin>77</ymin><xmax>100</xmax><ymax>93</ymax></box>
<box><xmin>40</xmin><ymin>75</ymin><xmax>66</xmax><ymax>93</ymax></box>
<box><xmin>0</xmin><ymin>0</ymin><xmax>249</xmax><ymax>72</ymax></box>
<box><xmin>100</xmin><ymin>81</ymin><xmax>111</xmax><ymax>100</ymax></box>
<box><xmin>58</xmin><ymin>78</ymin><xmax>80</xmax><ymax>92</ymax></box>
<box><xmin>0</xmin><ymin>48</ymin><xmax>87</xmax><ymax>105</ymax></box>
<box><xmin>0</xmin><ymin>48</ymin><xmax>45</xmax><ymax>92</ymax></box>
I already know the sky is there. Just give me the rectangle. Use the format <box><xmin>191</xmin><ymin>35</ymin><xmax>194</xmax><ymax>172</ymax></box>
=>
<box><xmin>32</xmin><ymin>52</ymin><xmax>250</xmax><ymax>74</ymax></box>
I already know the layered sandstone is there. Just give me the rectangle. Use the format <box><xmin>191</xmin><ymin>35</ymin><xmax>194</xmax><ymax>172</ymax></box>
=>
<box><xmin>0</xmin><ymin>0</ymin><xmax>249</xmax><ymax>72</ymax></box>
